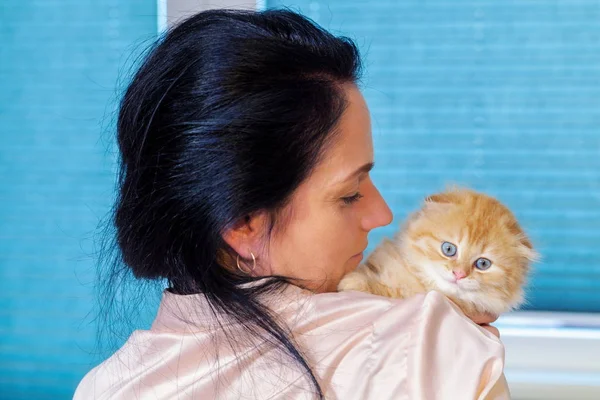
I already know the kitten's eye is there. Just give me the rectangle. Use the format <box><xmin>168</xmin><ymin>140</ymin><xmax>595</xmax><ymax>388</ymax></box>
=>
<box><xmin>474</xmin><ymin>258</ymin><xmax>492</xmax><ymax>270</ymax></box>
<box><xmin>441</xmin><ymin>242</ymin><xmax>457</xmax><ymax>257</ymax></box>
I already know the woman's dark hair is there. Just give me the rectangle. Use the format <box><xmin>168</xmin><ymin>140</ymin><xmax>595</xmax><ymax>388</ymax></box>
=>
<box><xmin>108</xmin><ymin>8</ymin><xmax>361</xmax><ymax>398</ymax></box>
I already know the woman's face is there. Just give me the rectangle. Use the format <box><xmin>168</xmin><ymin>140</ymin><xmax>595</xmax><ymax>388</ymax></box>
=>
<box><xmin>265</xmin><ymin>84</ymin><xmax>393</xmax><ymax>292</ymax></box>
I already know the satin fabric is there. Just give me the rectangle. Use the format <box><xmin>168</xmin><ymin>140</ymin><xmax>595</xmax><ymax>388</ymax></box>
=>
<box><xmin>74</xmin><ymin>286</ymin><xmax>509</xmax><ymax>399</ymax></box>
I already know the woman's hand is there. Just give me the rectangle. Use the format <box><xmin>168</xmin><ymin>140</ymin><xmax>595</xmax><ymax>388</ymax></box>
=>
<box><xmin>467</xmin><ymin>312</ymin><xmax>500</xmax><ymax>338</ymax></box>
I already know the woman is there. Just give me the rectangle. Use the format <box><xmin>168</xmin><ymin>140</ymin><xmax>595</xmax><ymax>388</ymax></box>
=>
<box><xmin>75</xmin><ymin>8</ymin><xmax>508</xmax><ymax>399</ymax></box>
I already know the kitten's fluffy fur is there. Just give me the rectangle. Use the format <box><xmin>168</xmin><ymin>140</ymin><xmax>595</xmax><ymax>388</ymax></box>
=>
<box><xmin>338</xmin><ymin>188</ymin><xmax>538</xmax><ymax>316</ymax></box>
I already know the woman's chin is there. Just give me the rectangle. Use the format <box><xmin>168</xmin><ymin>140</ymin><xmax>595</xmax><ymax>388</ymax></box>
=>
<box><xmin>350</xmin><ymin>252</ymin><xmax>364</xmax><ymax>262</ymax></box>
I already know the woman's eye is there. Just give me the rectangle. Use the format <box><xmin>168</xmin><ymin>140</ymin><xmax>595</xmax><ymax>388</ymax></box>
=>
<box><xmin>342</xmin><ymin>192</ymin><xmax>364</xmax><ymax>205</ymax></box>
<box><xmin>441</xmin><ymin>241</ymin><xmax>457</xmax><ymax>257</ymax></box>
<box><xmin>474</xmin><ymin>258</ymin><xmax>493</xmax><ymax>270</ymax></box>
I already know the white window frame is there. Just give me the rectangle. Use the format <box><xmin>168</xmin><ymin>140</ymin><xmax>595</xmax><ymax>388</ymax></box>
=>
<box><xmin>159</xmin><ymin>1</ymin><xmax>600</xmax><ymax>398</ymax></box>
<box><xmin>161</xmin><ymin>0</ymin><xmax>259</xmax><ymax>30</ymax></box>
<box><xmin>499</xmin><ymin>311</ymin><xmax>600</xmax><ymax>399</ymax></box>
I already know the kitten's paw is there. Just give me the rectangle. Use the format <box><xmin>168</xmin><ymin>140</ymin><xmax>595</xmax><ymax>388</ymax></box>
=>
<box><xmin>338</xmin><ymin>272</ymin><xmax>405</xmax><ymax>298</ymax></box>
<box><xmin>337</xmin><ymin>272</ymin><xmax>370</xmax><ymax>293</ymax></box>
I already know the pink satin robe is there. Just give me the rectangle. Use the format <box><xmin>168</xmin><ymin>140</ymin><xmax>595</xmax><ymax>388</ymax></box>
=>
<box><xmin>74</xmin><ymin>286</ymin><xmax>509</xmax><ymax>399</ymax></box>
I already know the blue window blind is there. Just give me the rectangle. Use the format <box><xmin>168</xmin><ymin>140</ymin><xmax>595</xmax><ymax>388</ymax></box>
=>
<box><xmin>268</xmin><ymin>1</ymin><xmax>600</xmax><ymax>312</ymax></box>
<box><xmin>0</xmin><ymin>1</ymin><xmax>157</xmax><ymax>398</ymax></box>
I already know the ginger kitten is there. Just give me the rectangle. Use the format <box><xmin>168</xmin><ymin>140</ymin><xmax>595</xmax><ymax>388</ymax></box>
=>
<box><xmin>338</xmin><ymin>188</ymin><xmax>538</xmax><ymax>316</ymax></box>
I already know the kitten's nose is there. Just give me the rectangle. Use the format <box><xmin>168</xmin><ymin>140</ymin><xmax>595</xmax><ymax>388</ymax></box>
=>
<box><xmin>453</xmin><ymin>270</ymin><xmax>467</xmax><ymax>281</ymax></box>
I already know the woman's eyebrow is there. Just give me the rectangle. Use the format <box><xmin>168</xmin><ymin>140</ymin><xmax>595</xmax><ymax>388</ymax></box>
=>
<box><xmin>336</xmin><ymin>162</ymin><xmax>374</xmax><ymax>185</ymax></box>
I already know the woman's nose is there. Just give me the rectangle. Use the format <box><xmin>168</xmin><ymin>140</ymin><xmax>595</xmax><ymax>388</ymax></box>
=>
<box><xmin>361</xmin><ymin>183</ymin><xmax>393</xmax><ymax>231</ymax></box>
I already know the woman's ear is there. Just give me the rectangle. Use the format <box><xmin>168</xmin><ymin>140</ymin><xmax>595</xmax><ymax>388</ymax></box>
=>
<box><xmin>222</xmin><ymin>211</ymin><xmax>269</xmax><ymax>261</ymax></box>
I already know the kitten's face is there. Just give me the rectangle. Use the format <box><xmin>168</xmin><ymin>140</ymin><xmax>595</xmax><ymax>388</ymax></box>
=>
<box><xmin>399</xmin><ymin>190</ymin><xmax>538</xmax><ymax>314</ymax></box>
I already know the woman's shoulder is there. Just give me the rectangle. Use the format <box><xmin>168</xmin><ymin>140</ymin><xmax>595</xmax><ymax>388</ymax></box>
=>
<box><xmin>297</xmin><ymin>291</ymin><xmax>509</xmax><ymax>399</ymax></box>
<box><xmin>298</xmin><ymin>290</ymin><xmax>508</xmax><ymax>399</ymax></box>
<box><xmin>304</xmin><ymin>288</ymin><xmax>504</xmax><ymax>360</ymax></box>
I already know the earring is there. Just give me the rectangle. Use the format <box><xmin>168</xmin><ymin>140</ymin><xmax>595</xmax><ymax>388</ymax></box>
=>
<box><xmin>236</xmin><ymin>251</ymin><xmax>256</xmax><ymax>274</ymax></box>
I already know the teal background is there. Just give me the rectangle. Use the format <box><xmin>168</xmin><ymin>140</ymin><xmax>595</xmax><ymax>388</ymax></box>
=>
<box><xmin>0</xmin><ymin>1</ymin><xmax>157</xmax><ymax>398</ymax></box>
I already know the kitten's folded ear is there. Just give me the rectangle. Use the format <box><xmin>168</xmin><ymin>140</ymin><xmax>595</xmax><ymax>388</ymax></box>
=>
<box><xmin>425</xmin><ymin>186</ymin><xmax>470</xmax><ymax>204</ymax></box>
<box><xmin>516</xmin><ymin>232</ymin><xmax>541</xmax><ymax>263</ymax></box>
<box><xmin>507</xmin><ymin>220</ymin><xmax>541</xmax><ymax>263</ymax></box>
<box><xmin>425</xmin><ymin>193</ymin><xmax>453</xmax><ymax>204</ymax></box>
<box><xmin>423</xmin><ymin>193</ymin><xmax>457</xmax><ymax>215</ymax></box>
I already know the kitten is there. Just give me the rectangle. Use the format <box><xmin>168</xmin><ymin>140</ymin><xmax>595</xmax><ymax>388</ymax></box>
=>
<box><xmin>338</xmin><ymin>188</ymin><xmax>538</xmax><ymax>316</ymax></box>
